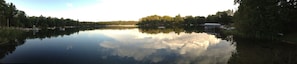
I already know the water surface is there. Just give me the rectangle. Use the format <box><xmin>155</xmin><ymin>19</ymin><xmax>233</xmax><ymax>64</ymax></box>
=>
<box><xmin>0</xmin><ymin>28</ymin><xmax>296</xmax><ymax>64</ymax></box>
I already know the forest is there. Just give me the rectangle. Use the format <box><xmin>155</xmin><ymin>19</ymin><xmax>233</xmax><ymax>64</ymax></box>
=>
<box><xmin>137</xmin><ymin>10</ymin><xmax>233</xmax><ymax>28</ymax></box>
<box><xmin>0</xmin><ymin>0</ymin><xmax>80</xmax><ymax>28</ymax></box>
<box><xmin>233</xmin><ymin>0</ymin><xmax>297</xmax><ymax>39</ymax></box>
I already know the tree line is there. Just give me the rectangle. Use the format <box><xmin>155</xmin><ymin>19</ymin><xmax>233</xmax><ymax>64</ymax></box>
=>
<box><xmin>137</xmin><ymin>10</ymin><xmax>233</xmax><ymax>27</ymax></box>
<box><xmin>1</xmin><ymin>0</ymin><xmax>235</xmax><ymax>29</ymax></box>
<box><xmin>97</xmin><ymin>21</ymin><xmax>138</xmax><ymax>25</ymax></box>
<box><xmin>233</xmin><ymin>0</ymin><xmax>297</xmax><ymax>39</ymax></box>
<box><xmin>79</xmin><ymin>21</ymin><xmax>138</xmax><ymax>27</ymax></box>
<box><xmin>0</xmin><ymin>0</ymin><xmax>79</xmax><ymax>28</ymax></box>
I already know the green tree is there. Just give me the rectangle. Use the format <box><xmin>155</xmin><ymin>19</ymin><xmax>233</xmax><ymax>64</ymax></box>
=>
<box><xmin>216</xmin><ymin>11</ymin><xmax>233</xmax><ymax>25</ymax></box>
<box><xmin>206</xmin><ymin>15</ymin><xmax>219</xmax><ymax>23</ymax></box>
<box><xmin>184</xmin><ymin>16</ymin><xmax>195</xmax><ymax>25</ymax></box>
<box><xmin>161</xmin><ymin>15</ymin><xmax>174</xmax><ymax>25</ymax></box>
<box><xmin>12</xmin><ymin>10</ymin><xmax>27</xmax><ymax>27</ymax></box>
<box><xmin>0</xmin><ymin>0</ymin><xmax>7</xmax><ymax>27</ymax></box>
<box><xmin>139</xmin><ymin>15</ymin><xmax>163</xmax><ymax>27</ymax></box>
<box><xmin>173</xmin><ymin>14</ymin><xmax>184</xmax><ymax>24</ymax></box>
<box><xmin>233</xmin><ymin>0</ymin><xmax>284</xmax><ymax>38</ymax></box>
<box><xmin>138</xmin><ymin>15</ymin><xmax>206</xmax><ymax>27</ymax></box>
<box><xmin>195</xmin><ymin>16</ymin><xmax>206</xmax><ymax>24</ymax></box>
<box><xmin>278</xmin><ymin>0</ymin><xmax>297</xmax><ymax>33</ymax></box>
<box><xmin>5</xmin><ymin>3</ymin><xmax>18</xmax><ymax>27</ymax></box>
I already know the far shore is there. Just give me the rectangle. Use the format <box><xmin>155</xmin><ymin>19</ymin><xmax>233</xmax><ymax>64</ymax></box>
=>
<box><xmin>0</xmin><ymin>25</ymin><xmax>138</xmax><ymax>30</ymax></box>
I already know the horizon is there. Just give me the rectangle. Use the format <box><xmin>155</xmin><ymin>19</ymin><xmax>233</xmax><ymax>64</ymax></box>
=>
<box><xmin>6</xmin><ymin>0</ymin><xmax>238</xmax><ymax>22</ymax></box>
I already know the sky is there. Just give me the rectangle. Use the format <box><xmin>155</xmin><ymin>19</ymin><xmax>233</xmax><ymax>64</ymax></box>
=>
<box><xmin>6</xmin><ymin>0</ymin><xmax>238</xmax><ymax>21</ymax></box>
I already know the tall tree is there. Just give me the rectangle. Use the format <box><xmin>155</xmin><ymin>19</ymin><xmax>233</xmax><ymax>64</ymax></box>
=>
<box><xmin>5</xmin><ymin>3</ymin><xmax>17</xmax><ymax>27</ymax></box>
<box><xmin>0</xmin><ymin>0</ymin><xmax>7</xmax><ymax>26</ymax></box>
<box><xmin>233</xmin><ymin>0</ymin><xmax>287</xmax><ymax>38</ymax></box>
<box><xmin>216</xmin><ymin>11</ymin><xmax>233</xmax><ymax>25</ymax></box>
<box><xmin>278</xmin><ymin>0</ymin><xmax>297</xmax><ymax>33</ymax></box>
<box><xmin>12</xmin><ymin>10</ymin><xmax>27</xmax><ymax>27</ymax></box>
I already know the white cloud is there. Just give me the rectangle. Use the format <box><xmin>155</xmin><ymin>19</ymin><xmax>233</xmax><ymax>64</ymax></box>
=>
<box><xmin>22</xmin><ymin>0</ymin><xmax>237</xmax><ymax>21</ymax></box>
<box><xmin>96</xmin><ymin>29</ymin><xmax>236</xmax><ymax>63</ymax></box>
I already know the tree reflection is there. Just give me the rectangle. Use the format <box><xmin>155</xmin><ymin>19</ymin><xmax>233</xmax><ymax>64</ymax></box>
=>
<box><xmin>1</xmin><ymin>28</ymin><xmax>295</xmax><ymax>64</ymax></box>
<box><xmin>0</xmin><ymin>28</ymin><xmax>26</xmax><ymax>59</ymax></box>
<box><xmin>0</xmin><ymin>28</ymin><xmax>81</xmax><ymax>60</ymax></box>
<box><xmin>228</xmin><ymin>38</ymin><xmax>297</xmax><ymax>64</ymax></box>
<box><xmin>138</xmin><ymin>26</ymin><xmax>206</xmax><ymax>34</ymax></box>
<box><xmin>138</xmin><ymin>26</ymin><xmax>224</xmax><ymax>38</ymax></box>
<box><xmin>25</xmin><ymin>28</ymin><xmax>80</xmax><ymax>39</ymax></box>
<box><xmin>139</xmin><ymin>27</ymin><xmax>184</xmax><ymax>34</ymax></box>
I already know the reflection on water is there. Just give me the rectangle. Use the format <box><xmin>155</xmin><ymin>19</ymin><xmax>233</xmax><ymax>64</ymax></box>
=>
<box><xmin>98</xmin><ymin>29</ymin><xmax>235</xmax><ymax>64</ymax></box>
<box><xmin>0</xmin><ymin>27</ymin><xmax>296</xmax><ymax>64</ymax></box>
<box><xmin>0</xmin><ymin>29</ymin><xmax>27</xmax><ymax>60</ymax></box>
<box><xmin>228</xmin><ymin>38</ymin><xmax>297</xmax><ymax>64</ymax></box>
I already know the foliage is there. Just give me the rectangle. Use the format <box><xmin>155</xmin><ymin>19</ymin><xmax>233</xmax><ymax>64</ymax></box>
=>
<box><xmin>0</xmin><ymin>0</ymin><xmax>79</xmax><ymax>28</ymax></box>
<box><xmin>0</xmin><ymin>28</ymin><xmax>25</xmax><ymax>44</ymax></box>
<box><xmin>0</xmin><ymin>28</ymin><xmax>26</xmax><ymax>59</ymax></box>
<box><xmin>138</xmin><ymin>15</ymin><xmax>210</xmax><ymax>27</ymax></box>
<box><xmin>138</xmin><ymin>11</ymin><xmax>233</xmax><ymax>27</ymax></box>
<box><xmin>27</xmin><ymin>16</ymin><xmax>79</xmax><ymax>28</ymax></box>
<box><xmin>184</xmin><ymin>16</ymin><xmax>205</xmax><ymax>26</ymax></box>
<box><xmin>97</xmin><ymin>21</ymin><xmax>138</xmax><ymax>25</ymax></box>
<box><xmin>138</xmin><ymin>15</ymin><xmax>169</xmax><ymax>27</ymax></box>
<box><xmin>207</xmin><ymin>10</ymin><xmax>233</xmax><ymax>25</ymax></box>
<box><xmin>233</xmin><ymin>0</ymin><xmax>297</xmax><ymax>39</ymax></box>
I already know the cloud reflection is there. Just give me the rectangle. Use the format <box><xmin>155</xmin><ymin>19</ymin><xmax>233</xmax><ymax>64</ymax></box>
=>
<box><xmin>97</xmin><ymin>29</ymin><xmax>236</xmax><ymax>64</ymax></box>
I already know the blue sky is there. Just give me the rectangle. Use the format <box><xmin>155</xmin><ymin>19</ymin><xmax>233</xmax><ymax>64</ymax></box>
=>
<box><xmin>6</xmin><ymin>0</ymin><xmax>237</xmax><ymax>21</ymax></box>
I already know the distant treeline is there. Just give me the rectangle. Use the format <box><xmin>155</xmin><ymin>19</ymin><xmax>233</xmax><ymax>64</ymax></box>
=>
<box><xmin>79</xmin><ymin>21</ymin><xmax>138</xmax><ymax>27</ymax></box>
<box><xmin>137</xmin><ymin>10</ymin><xmax>233</xmax><ymax>27</ymax></box>
<box><xmin>27</xmin><ymin>16</ymin><xmax>79</xmax><ymax>28</ymax></box>
<box><xmin>97</xmin><ymin>21</ymin><xmax>138</xmax><ymax>25</ymax></box>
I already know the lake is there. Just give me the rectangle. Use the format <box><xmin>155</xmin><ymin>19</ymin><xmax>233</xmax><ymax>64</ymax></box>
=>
<box><xmin>0</xmin><ymin>27</ymin><xmax>297</xmax><ymax>64</ymax></box>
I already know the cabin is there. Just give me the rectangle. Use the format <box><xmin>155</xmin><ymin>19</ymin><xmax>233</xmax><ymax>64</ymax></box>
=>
<box><xmin>203</xmin><ymin>23</ymin><xmax>221</xmax><ymax>29</ymax></box>
<box><xmin>203</xmin><ymin>23</ymin><xmax>222</xmax><ymax>37</ymax></box>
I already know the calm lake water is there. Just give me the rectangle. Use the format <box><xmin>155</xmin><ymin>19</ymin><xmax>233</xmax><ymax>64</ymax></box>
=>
<box><xmin>0</xmin><ymin>28</ymin><xmax>297</xmax><ymax>64</ymax></box>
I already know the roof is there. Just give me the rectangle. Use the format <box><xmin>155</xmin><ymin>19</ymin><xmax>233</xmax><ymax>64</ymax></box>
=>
<box><xmin>204</xmin><ymin>23</ymin><xmax>221</xmax><ymax>26</ymax></box>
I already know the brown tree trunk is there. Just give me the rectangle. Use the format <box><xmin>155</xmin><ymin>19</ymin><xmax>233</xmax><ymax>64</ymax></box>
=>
<box><xmin>7</xmin><ymin>18</ymin><xmax>9</xmax><ymax>27</ymax></box>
